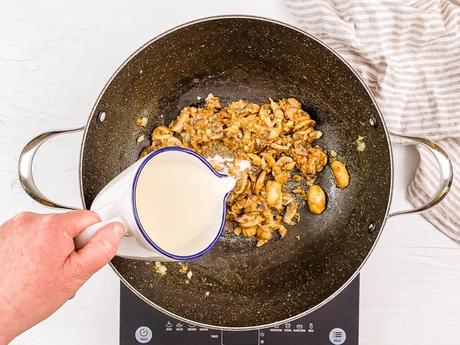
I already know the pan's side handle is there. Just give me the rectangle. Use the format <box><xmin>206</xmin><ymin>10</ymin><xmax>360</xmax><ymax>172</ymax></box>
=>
<box><xmin>18</xmin><ymin>127</ymin><xmax>85</xmax><ymax>210</ymax></box>
<box><xmin>389</xmin><ymin>132</ymin><xmax>453</xmax><ymax>217</ymax></box>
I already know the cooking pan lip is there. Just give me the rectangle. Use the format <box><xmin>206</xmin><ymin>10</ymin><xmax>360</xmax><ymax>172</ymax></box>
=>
<box><xmin>79</xmin><ymin>14</ymin><xmax>394</xmax><ymax>331</ymax></box>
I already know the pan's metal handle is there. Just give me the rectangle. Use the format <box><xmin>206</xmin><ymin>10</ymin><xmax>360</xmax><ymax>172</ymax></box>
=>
<box><xmin>18</xmin><ymin>127</ymin><xmax>85</xmax><ymax>210</ymax></box>
<box><xmin>389</xmin><ymin>132</ymin><xmax>453</xmax><ymax>217</ymax></box>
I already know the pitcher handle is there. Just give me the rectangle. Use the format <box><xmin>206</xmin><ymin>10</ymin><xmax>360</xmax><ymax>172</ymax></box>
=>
<box><xmin>74</xmin><ymin>217</ymin><xmax>127</xmax><ymax>249</ymax></box>
<box><xmin>389</xmin><ymin>132</ymin><xmax>453</xmax><ymax>217</ymax></box>
<box><xmin>18</xmin><ymin>127</ymin><xmax>85</xmax><ymax>210</ymax></box>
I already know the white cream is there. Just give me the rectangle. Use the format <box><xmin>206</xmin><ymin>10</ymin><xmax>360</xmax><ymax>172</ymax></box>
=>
<box><xmin>135</xmin><ymin>151</ymin><xmax>235</xmax><ymax>257</ymax></box>
<box><xmin>206</xmin><ymin>154</ymin><xmax>251</xmax><ymax>175</ymax></box>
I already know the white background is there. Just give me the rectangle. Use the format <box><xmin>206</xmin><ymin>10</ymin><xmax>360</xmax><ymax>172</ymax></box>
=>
<box><xmin>0</xmin><ymin>1</ymin><xmax>459</xmax><ymax>344</ymax></box>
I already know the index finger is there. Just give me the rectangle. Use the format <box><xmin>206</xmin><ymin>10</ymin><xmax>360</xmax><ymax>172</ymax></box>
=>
<box><xmin>53</xmin><ymin>210</ymin><xmax>101</xmax><ymax>238</ymax></box>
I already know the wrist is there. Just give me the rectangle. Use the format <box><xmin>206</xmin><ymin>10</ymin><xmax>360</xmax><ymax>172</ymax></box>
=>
<box><xmin>0</xmin><ymin>315</ymin><xmax>16</xmax><ymax>345</ymax></box>
<box><xmin>0</xmin><ymin>332</ymin><xmax>11</xmax><ymax>345</ymax></box>
<box><xmin>0</xmin><ymin>292</ymin><xmax>23</xmax><ymax>344</ymax></box>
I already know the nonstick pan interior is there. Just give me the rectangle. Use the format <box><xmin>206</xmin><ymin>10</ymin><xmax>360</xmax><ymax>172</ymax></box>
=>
<box><xmin>81</xmin><ymin>16</ymin><xmax>392</xmax><ymax>328</ymax></box>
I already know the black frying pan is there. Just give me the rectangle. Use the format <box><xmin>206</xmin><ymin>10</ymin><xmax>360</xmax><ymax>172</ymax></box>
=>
<box><xmin>18</xmin><ymin>16</ymin><xmax>452</xmax><ymax>329</ymax></box>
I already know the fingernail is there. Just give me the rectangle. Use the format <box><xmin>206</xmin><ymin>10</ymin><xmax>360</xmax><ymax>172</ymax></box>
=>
<box><xmin>112</xmin><ymin>222</ymin><xmax>125</xmax><ymax>237</ymax></box>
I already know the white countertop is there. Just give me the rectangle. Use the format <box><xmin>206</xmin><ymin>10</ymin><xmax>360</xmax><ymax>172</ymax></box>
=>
<box><xmin>1</xmin><ymin>1</ymin><xmax>459</xmax><ymax>344</ymax></box>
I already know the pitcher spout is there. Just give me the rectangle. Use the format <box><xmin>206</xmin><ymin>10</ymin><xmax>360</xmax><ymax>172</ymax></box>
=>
<box><xmin>218</xmin><ymin>175</ymin><xmax>236</xmax><ymax>194</ymax></box>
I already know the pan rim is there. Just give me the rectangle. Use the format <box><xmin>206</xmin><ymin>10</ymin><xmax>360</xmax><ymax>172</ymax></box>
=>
<box><xmin>79</xmin><ymin>14</ymin><xmax>394</xmax><ymax>331</ymax></box>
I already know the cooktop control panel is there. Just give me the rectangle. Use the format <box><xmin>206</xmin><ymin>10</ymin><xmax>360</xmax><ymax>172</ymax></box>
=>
<box><xmin>120</xmin><ymin>276</ymin><xmax>359</xmax><ymax>345</ymax></box>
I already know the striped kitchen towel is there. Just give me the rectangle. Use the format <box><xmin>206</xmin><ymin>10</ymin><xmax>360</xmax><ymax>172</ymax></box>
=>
<box><xmin>286</xmin><ymin>0</ymin><xmax>460</xmax><ymax>242</ymax></box>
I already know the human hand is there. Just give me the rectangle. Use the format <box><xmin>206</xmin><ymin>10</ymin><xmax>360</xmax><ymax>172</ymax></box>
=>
<box><xmin>0</xmin><ymin>210</ymin><xmax>124</xmax><ymax>344</ymax></box>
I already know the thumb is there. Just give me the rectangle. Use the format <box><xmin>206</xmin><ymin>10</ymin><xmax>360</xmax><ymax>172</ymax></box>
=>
<box><xmin>68</xmin><ymin>222</ymin><xmax>124</xmax><ymax>280</ymax></box>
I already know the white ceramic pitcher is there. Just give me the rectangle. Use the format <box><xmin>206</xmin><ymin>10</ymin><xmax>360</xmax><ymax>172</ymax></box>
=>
<box><xmin>73</xmin><ymin>147</ymin><xmax>235</xmax><ymax>261</ymax></box>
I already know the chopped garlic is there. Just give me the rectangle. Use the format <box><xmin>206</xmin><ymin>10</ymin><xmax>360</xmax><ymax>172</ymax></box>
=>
<box><xmin>330</xmin><ymin>150</ymin><xmax>338</xmax><ymax>158</ymax></box>
<box><xmin>154</xmin><ymin>261</ymin><xmax>167</xmax><ymax>276</ymax></box>
<box><xmin>256</xmin><ymin>239</ymin><xmax>268</xmax><ymax>247</ymax></box>
<box><xmin>315</xmin><ymin>131</ymin><xmax>323</xmax><ymax>139</ymax></box>
<box><xmin>355</xmin><ymin>136</ymin><xmax>366</xmax><ymax>152</ymax></box>
<box><xmin>136</xmin><ymin>117</ymin><xmax>148</xmax><ymax>127</ymax></box>
<box><xmin>186</xmin><ymin>270</ymin><xmax>193</xmax><ymax>280</ymax></box>
<box><xmin>157</xmin><ymin>266</ymin><xmax>167</xmax><ymax>275</ymax></box>
<box><xmin>292</xmin><ymin>174</ymin><xmax>302</xmax><ymax>182</ymax></box>
<box><xmin>178</xmin><ymin>262</ymin><xmax>189</xmax><ymax>274</ymax></box>
<box><xmin>205</xmin><ymin>291</ymin><xmax>210</xmax><ymax>297</ymax></box>
<box><xmin>137</xmin><ymin>134</ymin><xmax>145</xmax><ymax>143</ymax></box>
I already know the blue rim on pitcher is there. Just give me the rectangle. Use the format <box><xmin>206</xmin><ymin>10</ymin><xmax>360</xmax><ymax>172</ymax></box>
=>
<box><xmin>131</xmin><ymin>146</ymin><xmax>231</xmax><ymax>261</ymax></box>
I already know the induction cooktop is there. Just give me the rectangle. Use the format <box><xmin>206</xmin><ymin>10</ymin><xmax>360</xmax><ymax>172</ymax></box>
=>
<box><xmin>120</xmin><ymin>275</ymin><xmax>359</xmax><ymax>345</ymax></box>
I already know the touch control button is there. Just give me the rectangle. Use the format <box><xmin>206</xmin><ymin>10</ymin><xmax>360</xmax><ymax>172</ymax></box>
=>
<box><xmin>135</xmin><ymin>326</ymin><xmax>152</xmax><ymax>343</ymax></box>
<box><xmin>329</xmin><ymin>328</ymin><xmax>346</xmax><ymax>344</ymax></box>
